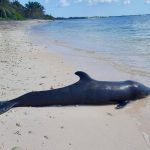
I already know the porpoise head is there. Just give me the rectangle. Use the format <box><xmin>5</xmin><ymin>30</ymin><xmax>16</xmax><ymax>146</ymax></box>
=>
<box><xmin>132</xmin><ymin>81</ymin><xmax>150</xmax><ymax>99</ymax></box>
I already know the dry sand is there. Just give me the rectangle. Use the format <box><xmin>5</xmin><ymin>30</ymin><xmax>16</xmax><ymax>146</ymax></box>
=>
<box><xmin>0</xmin><ymin>20</ymin><xmax>150</xmax><ymax>150</ymax></box>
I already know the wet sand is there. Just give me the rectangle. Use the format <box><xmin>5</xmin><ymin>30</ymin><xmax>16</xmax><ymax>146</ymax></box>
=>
<box><xmin>0</xmin><ymin>20</ymin><xmax>150</xmax><ymax>150</ymax></box>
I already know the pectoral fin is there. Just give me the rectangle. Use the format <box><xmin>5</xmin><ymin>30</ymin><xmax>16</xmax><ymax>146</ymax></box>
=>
<box><xmin>115</xmin><ymin>100</ymin><xmax>129</xmax><ymax>109</ymax></box>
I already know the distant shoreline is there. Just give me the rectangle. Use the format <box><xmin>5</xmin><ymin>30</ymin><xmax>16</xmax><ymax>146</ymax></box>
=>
<box><xmin>0</xmin><ymin>13</ymin><xmax>150</xmax><ymax>21</ymax></box>
<box><xmin>55</xmin><ymin>13</ymin><xmax>150</xmax><ymax>20</ymax></box>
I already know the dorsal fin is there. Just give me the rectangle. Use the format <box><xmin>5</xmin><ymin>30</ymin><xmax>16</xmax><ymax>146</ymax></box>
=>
<box><xmin>75</xmin><ymin>71</ymin><xmax>92</xmax><ymax>81</ymax></box>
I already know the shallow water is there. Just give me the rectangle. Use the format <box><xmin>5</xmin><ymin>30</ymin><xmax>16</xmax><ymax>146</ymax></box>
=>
<box><xmin>29</xmin><ymin>15</ymin><xmax>150</xmax><ymax>75</ymax></box>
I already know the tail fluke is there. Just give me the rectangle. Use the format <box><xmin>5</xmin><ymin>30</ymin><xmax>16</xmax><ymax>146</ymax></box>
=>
<box><xmin>0</xmin><ymin>101</ymin><xmax>17</xmax><ymax>115</ymax></box>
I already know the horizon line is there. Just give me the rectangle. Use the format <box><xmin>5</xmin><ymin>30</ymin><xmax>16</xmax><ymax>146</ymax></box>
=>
<box><xmin>54</xmin><ymin>13</ymin><xmax>150</xmax><ymax>19</ymax></box>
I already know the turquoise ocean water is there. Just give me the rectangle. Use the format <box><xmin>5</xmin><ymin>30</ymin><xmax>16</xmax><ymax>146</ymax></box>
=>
<box><xmin>30</xmin><ymin>15</ymin><xmax>150</xmax><ymax>75</ymax></box>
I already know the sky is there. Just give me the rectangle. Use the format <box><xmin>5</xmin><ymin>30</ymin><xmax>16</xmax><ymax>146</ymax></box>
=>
<box><xmin>19</xmin><ymin>0</ymin><xmax>150</xmax><ymax>17</ymax></box>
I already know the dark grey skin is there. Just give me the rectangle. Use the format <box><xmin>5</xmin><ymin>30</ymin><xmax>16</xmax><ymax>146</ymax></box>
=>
<box><xmin>0</xmin><ymin>71</ymin><xmax>150</xmax><ymax>115</ymax></box>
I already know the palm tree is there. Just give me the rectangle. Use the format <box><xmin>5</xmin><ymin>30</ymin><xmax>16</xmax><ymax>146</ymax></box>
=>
<box><xmin>0</xmin><ymin>0</ymin><xmax>10</xmax><ymax>18</ymax></box>
<box><xmin>25</xmin><ymin>2</ymin><xmax>44</xmax><ymax>19</ymax></box>
<box><xmin>0</xmin><ymin>0</ymin><xmax>53</xmax><ymax>20</ymax></box>
<box><xmin>0</xmin><ymin>0</ymin><xmax>17</xmax><ymax>19</ymax></box>
<box><xmin>12</xmin><ymin>0</ymin><xmax>25</xmax><ymax>16</ymax></box>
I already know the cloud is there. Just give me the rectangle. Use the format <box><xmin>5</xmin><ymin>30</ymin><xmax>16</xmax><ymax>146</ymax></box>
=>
<box><xmin>145</xmin><ymin>0</ymin><xmax>150</xmax><ymax>4</ymax></box>
<box><xmin>123</xmin><ymin>0</ymin><xmax>130</xmax><ymax>5</ymax></box>
<box><xmin>58</xmin><ymin>0</ymin><xmax>132</xmax><ymax>7</ymax></box>
<box><xmin>62</xmin><ymin>0</ymin><xmax>119</xmax><ymax>6</ymax></box>
<box><xmin>59</xmin><ymin>0</ymin><xmax>70</xmax><ymax>6</ymax></box>
<box><xmin>75</xmin><ymin>0</ymin><xmax>83</xmax><ymax>2</ymax></box>
<box><xmin>86</xmin><ymin>0</ymin><xmax>118</xmax><ymax>5</ymax></box>
<box><xmin>44</xmin><ymin>0</ymin><xmax>50</xmax><ymax>4</ymax></box>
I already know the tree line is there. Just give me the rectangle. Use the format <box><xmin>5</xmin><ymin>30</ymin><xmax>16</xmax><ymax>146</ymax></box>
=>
<box><xmin>0</xmin><ymin>0</ymin><xmax>54</xmax><ymax>20</ymax></box>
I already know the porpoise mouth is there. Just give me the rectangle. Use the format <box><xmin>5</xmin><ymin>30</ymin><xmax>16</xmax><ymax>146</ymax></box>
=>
<box><xmin>145</xmin><ymin>87</ymin><xmax>150</xmax><ymax>96</ymax></box>
<box><xmin>146</xmin><ymin>87</ymin><xmax>150</xmax><ymax>95</ymax></box>
<box><xmin>138</xmin><ymin>87</ymin><xmax>150</xmax><ymax>99</ymax></box>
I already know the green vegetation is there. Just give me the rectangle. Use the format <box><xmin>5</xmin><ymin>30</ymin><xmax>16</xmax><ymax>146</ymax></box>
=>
<box><xmin>0</xmin><ymin>0</ymin><xmax>54</xmax><ymax>20</ymax></box>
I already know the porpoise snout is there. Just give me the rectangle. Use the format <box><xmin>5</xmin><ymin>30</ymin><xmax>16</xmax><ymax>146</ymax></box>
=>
<box><xmin>142</xmin><ymin>86</ymin><xmax>150</xmax><ymax>97</ymax></box>
<box><xmin>147</xmin><ymin>87</ymin><xmax>150</xmax><ymax>95</ymax></box>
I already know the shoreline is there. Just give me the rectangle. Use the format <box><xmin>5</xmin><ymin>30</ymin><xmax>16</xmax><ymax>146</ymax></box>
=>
<box><xmin>29</xmin><ymin>21</ymin><xmax>150</xmax><ymax>83</ymax></box>
<box><xmin>49</xmin><ymin>39</ymin><xmax>150</xmax><ymax>78</ymax></box>
<box><xmin>29</xmin><ymin>18</ymin><xmax>150</xmax><ymax>79</ymax></box>
<box><xmin>0</xmin><ymin>20</ymin><xmax>150</xmax><ymax>150</ymax></box>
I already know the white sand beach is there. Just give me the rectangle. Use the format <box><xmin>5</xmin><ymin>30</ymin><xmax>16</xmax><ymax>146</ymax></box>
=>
<box><xmin>0</xmin><ymin>20</ymin><xmax>150</xmax><ymax>150</ymax></box>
